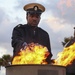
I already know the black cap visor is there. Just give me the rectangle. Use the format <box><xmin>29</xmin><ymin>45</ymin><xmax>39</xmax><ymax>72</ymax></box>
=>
<box><xmin>27</xmin><ymin>11</ymin><xmax>42</xmax><ymax>16</ymax></box>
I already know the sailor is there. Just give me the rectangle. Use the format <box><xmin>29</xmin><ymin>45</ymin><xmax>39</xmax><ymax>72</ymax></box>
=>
<box><xmin>11</xmin><ymin>3</ymin><xmax>53</xmax><ymax>64</ymax></box>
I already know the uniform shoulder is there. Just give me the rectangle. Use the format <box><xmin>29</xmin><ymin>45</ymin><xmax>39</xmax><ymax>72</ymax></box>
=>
<box><xmin>38</xmin><ymin>27</ymin><xmax>48</xmax><ymax>34</ymax></box>
<box><xmin>14</xmin><ymin>24</ymin><xmax>27</xmax><ymax>29</ymax></box>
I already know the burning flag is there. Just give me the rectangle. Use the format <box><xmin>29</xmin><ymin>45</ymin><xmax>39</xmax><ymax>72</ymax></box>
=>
<box><xmin>54</xmin><ymin>43</ymin><xmax>75</xmax><ymax>66</ymax></box>
<box><xmin>12</xmin><ymin>43</ymin><xmax>49</xmax><ymax>65</ymax></box>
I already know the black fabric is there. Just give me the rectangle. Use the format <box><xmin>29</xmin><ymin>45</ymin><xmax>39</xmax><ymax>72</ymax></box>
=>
<box><xmin>11</xmin><ymin>24</ymin><xmax>53</xmax><ymax>63</ymax></box>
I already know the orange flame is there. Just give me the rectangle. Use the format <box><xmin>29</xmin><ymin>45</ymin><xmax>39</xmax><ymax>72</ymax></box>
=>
<box><xmin>12</xmin><ymin>43</ymin><xmax>49</xmax><ymax>65</ymax></box>
<box><xmin>54</xmin><ymin>43</ymin><xmax>75</xmax><ymax>66</ymax></box>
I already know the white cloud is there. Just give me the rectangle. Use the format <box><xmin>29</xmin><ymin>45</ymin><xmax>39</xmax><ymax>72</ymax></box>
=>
<box><xmin>0</xmin><ymin>47</ymin><xmax>7</xmax><ymax>58</ymax></box>
<box><xmin>45</xmin><ymin>16</ymin><xmax>65</xmax><ymax>32</ymax></box>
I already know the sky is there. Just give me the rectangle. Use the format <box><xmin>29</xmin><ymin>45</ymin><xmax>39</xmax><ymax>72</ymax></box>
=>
<box><xmin>0</xmin><ymin>0</ymin><xmax>75</xmax><ymax>75</ymax></box>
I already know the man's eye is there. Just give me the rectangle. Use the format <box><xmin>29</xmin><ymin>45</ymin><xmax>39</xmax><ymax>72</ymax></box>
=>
<box><xmin>30</xmin><ymin>15</ymin><xmax>40</xmax><ymax>18</ymax></box>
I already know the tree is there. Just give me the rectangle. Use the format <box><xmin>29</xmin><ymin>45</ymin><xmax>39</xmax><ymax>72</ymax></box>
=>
<box><xmin>0</xmin><ymin>54</ymin><xmax>12</xmax><ymax>67</ymax></box>
<box><xmin>61</xmin><ymin>36</ymin><xmax>74</xmax><ymax>47</ymax></box>
<box><xmin>0</xmin><ymin>58</ymin><xmax>3</xmax><ymax>66</ymax></box>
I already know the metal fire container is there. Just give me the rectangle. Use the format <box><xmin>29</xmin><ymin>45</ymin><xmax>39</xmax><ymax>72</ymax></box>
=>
<box><xmin>66</xmin><ymin>60</ymin><xmax>75</xmax><ymax>75</ymax></box>
<box><xmin>6</xmin><ymin>64</ymin><xmax>66</xmax><ymax>75</ymax></box>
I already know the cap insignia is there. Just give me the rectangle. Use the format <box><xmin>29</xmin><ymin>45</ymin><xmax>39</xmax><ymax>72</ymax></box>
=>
<box><xmin>34</xmin><ymin>6</ymin><xmax>38</xmax><ymax>11</ymax></box>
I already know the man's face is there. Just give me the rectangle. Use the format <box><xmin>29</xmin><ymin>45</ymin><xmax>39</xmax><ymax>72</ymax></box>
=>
<box><xmin>27</xmin><ymin>12</ymin><xmax>41</xmax><ymax>26</ymax></box>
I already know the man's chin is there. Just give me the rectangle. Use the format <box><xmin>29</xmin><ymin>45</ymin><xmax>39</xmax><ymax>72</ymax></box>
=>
<box><xmin>32</xmin><ymin>24</ymin><xmax>38</xmax><ymax>26</ymax></box>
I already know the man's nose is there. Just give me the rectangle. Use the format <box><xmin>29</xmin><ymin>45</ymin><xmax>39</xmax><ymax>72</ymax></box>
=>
<box><xmin>32</xmin><ymin>16</ymin><xmax>38</xmax><ymax>20</ymax></box>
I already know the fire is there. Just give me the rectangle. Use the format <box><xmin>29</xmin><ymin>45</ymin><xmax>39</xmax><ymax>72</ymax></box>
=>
<box><xmin>12</xmin><ymin>43</ymin><xmax>49</xmax><ymax>65</ymax></box>
<box><xmin>54</xmin><ymin>43</ymin><xmax>75</xmax><ymax>66</ymax></box>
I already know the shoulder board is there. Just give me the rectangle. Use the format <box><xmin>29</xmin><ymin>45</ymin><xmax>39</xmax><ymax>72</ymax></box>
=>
<box><xmin>14</xmin><ymin>24</ymin><xmax>27</xmax><ymax>29</ymax></box>
<box><xmin>16</xmin><ymin>24</ymin><xmax>23</xmax><ymax>28</ymax></box>
<box><xmin>14</xmin><ymin>24</ymin><xmax>25</xmax><ymax>29</ymax></box>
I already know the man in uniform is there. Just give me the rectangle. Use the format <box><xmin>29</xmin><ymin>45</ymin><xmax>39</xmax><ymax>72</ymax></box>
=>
<box><xmin>11</xmin><ymin>3</ymin><xmax>53</xmax><ymax>63</ymax></box>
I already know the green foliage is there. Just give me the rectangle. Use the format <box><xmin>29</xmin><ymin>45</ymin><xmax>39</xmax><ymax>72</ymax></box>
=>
<box><xmin>0</xmin><ymin>58</ymin><xmax>3</xmax><ymax>66</ymax></box>
<box><xmin>61</xmin><ymin>36</ymin><xmax>73</xmax><ymax>47</ymax></box>
<box><xmin>0</xmin><ymin>54</ymin><xmax>12</xmax><ymax>67</ymax></box>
